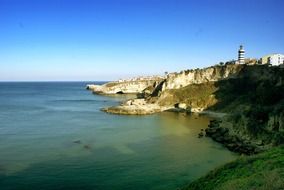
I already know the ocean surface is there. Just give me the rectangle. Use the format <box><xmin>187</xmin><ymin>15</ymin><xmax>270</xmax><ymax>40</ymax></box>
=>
<box><xmin>0</xmin><ymin>82</ymin><xmax>237</xmax><ymax>190</ymax></box>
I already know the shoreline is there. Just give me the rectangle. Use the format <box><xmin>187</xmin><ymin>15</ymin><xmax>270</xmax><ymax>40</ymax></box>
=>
<box><xmin>86</xmin><ymin>63</ymin><xmax>284</xmax><ymax>189</ymax></box>
<box><xmin>95</xmin><ymin>90</ymin><xmax>258</xmax><ymax>155</ymax></box>
<box><xmin>93</xmin><ymin>90</ymin><xmax>268</xmax><ymax>156</ymax></box>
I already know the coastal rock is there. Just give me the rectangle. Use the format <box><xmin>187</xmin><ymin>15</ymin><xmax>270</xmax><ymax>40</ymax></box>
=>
<box><xmin>83</xmin><ymin>145</ymin><xmax>91</xmax><ymax>150</ymax></box>
<box><xmin>166</xmin><ymin>103</ymin><xmax>191</xmax><ymax>112</ymax></box>
<box><xmin>88</xmin><ymin>65</ymin><xmax>247</xmax><ymax>115</ymax></box>
<box><xmin>205</xmin><ymin>120</ymin><xmax>260</xmax><ymax>155</ymax></box>
<box><xmin>73</xmin><ymin>140</ymin><xmax>81</xmax><ymax>144</ymax></box>
<box><xmin>161</xmin><ymin>64</ymin><xmax>244</xmax><ymax>90</ymax></box>
<box><xmin>102</xmin><ymin>103</ymin><xmax>172</xmax><ymax>115</ymax></box>
<box><xmin>267</xmin><ymin>113</ymin><xmax>284</xmax><ymax>132</ymax></box>
<box><xmin>89</xmin><ymin>64</ymin><xmax>283</xmax><ymax>118</ymax></box>
<box><xmin>198</xmin><ymin>132</ymin><xmax>204</xmax><ymax>138</ymax></box>
<box><xmin>123</xmin><ymin>99</ymin><xmax>147</xmax><ymax>106</ymax></box>
<box><xmin>86</xmin><ymin>84</ymin><xmax>102</xmax><ymax>91</ymax></box>
<box><xmin>86</xmin><ymin>76</ymin><xmax>164</xmax><ymax>94</ymax></box>
<box><xmin>177</xmin><ymin>103</ymin><xmax>187</xmax><ymax>110</ymax></box>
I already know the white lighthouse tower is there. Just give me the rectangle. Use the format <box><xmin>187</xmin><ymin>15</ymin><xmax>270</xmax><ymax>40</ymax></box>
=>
<box><xmin>238</xmin><ymin>45</ymin><xmax>245</xmax><ymax>64</ymax></box>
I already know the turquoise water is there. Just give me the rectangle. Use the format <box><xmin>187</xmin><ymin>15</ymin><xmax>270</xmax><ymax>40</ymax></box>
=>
<box><xmin>0</xmin><ymin>82</ymin><xmax>237</xmax><ymax>190</ymax></box>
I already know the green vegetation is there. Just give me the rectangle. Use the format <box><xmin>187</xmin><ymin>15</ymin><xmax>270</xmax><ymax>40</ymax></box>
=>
<box><xmin>210</xmin><ymin>66</ymin><xmax>284</xmax><ymax>112</ymax></box>
<box><xmin>181</xmin><ymin>146</ymin><xmax>284</xmax><ymax>190</ymax></box>
<box><xmin>157</xmin><ymin>82</ymin><xmax>218</xmax><ymax>108</ymax></box>
<box><xmin>211</xmin><ymin>66</ymin><xmax>284</xmax><ymax>144</ymax></box>
<box><xmin>157</xmin><ymin>65</ymin><xmax>284</xmax><ymax>144</ymax></box>
<box><xmin>177</xmin><ymin>65</ymin><xmax>284</xmax><ymax>189</ymax></box>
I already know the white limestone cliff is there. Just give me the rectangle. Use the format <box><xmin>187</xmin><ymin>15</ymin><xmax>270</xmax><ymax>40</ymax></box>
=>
<box><xmin>162</xmin><ymin>64</ymin><xmax>244</xmax><ymax>90</ymax></box>
<box><xmin>86</xmin><ymin>76</ymin><xmax>164</xmax><ymax>94</ymax></box>
<box><xmin>89</xmin><ymin>64</ymin><xmax>248</xmax><ymax>114</ymax></box>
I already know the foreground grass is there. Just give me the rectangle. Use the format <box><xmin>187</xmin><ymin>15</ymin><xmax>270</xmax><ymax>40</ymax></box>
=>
<box><xmin>181</xmin><ymin>146</ymin><xmax>284</xmax><ymax>190</ymax></box>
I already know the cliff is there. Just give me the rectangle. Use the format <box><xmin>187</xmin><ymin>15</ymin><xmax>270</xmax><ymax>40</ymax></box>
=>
<box><xmin>156</xmin><ymin>64</ymin><xmax>284</xmax><ymax>146</ymax></box>
<box><xmin>86</xmin><ymin>76</ymin><xmax>163</xmax><ymax>94</ymax></box>
<box><xmin>101</xmin><ymin>64</ymin><xmax>247</xmax><ymax>114</ymax></box>
<box><xmin>94</xmin><ymin>64</ymin><xmax>283</xmax><ymax>117</ymax></box>
<box><xmin>150</xmin><ymin>64</ymin><xmax>283</xmax><ymax>112</ymax></box>
<box><xmin>161</xmin><ymin>64</ymin><xmax>243</xmax><ymax>90</ymax></box>
<box><xmin>87</xmin><ymin>63</ymin><xmax>284</xmax><ymax>189</ymax></box>
<box><xmin>86</xmin><ymin>63</ymin><xmax>284</xmax><ymax>190</ymax></box>
<box><xmin>98</xmin><ymin>64</ymin><xmax>284</xmax><ymax>147</ymax></box>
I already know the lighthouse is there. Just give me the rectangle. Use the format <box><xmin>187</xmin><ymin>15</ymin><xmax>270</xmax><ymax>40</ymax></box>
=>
<box><xmin>238</xmin><ymin>45</ymin><xmax>245</xmax><ymax>64</ymax></box>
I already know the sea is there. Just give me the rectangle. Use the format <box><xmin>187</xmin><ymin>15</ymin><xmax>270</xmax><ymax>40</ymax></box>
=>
<box><xmin>0</xmin><ymin>82</ymin><xmax>237</xmax><ymax>190</ymax></box>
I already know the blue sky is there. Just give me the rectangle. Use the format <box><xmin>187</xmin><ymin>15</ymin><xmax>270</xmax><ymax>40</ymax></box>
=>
<box><xmin>0</xmin><ymin>0</ymin><xmax>284</xmax><ymax>81</ymax></box>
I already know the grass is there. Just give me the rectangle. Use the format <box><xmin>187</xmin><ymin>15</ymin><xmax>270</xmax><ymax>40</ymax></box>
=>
<box><xmin>180</xmin><ymin>146</ymin><xmax>284</xmax><ymax>190</ymax></box>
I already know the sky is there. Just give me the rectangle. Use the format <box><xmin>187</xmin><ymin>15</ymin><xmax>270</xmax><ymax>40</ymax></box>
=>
<box><xmin>0</xmin><ymin>0</ymin><xmax>284</xmax><ymax>81</ymax></box>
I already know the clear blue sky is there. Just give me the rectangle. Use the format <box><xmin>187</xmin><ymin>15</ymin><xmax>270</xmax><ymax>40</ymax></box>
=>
<box><xmin>0</xmin><ymin>0</ymin><xmax>283</xmax><ymax>81</ymax></box>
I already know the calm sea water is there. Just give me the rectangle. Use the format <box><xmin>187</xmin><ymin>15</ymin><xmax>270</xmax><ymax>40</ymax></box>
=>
<box><xmin>0</xmin><ymin>82</ymin><xmax>237</xmax><ymax>190</ymax></box>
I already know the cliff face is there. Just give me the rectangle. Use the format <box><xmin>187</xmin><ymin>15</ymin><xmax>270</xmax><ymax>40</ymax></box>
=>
<box><xmin>151</xmin><ymin>64</ymin><xmax>284</xmax><ymax>149</ymax></box>
<box><xmin>151</xmin><ymin>64</ymin><xmax>284</xmax><ymax>112</ymax></box>
<box><xmin>91</xmin><ymin>64</ymin><xmax>283</xmax><ymax>125</ymax></box>
<box><xmin>161</xmin><ymin>64</ymin><xmax>244</xmax><ymax>90</ymax></box>
<box><xmin>267</xmin><ymin>112</ymin><xmax>284</xmax><ymax>133</ymax></box>
<box><xmin>87</xmin><ymin>64</ymin><xmax>245</xmax><ymax>95</ymax></box>
<box><xmin>146</xmin><ymin>64</ymin><xmax>246</xmax><ymax>111</ymax></box>
<box><xmin>156</xmin><ymin>82</ymin><xmax>218</xmax><ymax>112</ymax></box>
<box><xmin>87</xmin><ymin>77</ymin><xmax>163</xmax><ymax>94</ymax></box>
<box><xmin>227</xmin><ymin>105</ymin><xmax>284</xmax><ymax>147</ymax></box>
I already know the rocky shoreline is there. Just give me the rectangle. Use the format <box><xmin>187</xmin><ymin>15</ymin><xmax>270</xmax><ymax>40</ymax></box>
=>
<box><xmin>200</xmin><ymin>120</ymin><xmax>265</xmax><ymax>155</ymax></box>
<box><xmin>100</xmin><ymin>98</ymin><xmax>169</xmax><ymax>115</ymax></box>
<box><xmin>87</xmin><ymin>64</ymin><xmax>283</xmax><ymax>156</ymax></box>
<box><xmin>86</xmin><ymin>76</ymin><xmax>164</xmax><ymax>95</ymax></box>
<box><xmin>87</xmin><ymin>64</ymin><xmax>247</xmax><ymax>115</ymax></box>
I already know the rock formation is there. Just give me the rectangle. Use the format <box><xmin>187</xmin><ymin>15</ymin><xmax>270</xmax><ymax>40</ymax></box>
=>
<box><xmin>87</xmin><ymin>64</ymin><xmax>283</xmax><ymax>119</ymax></box>
<box><xmin>86</xmin><ymin>76</ymin><xmax>164</xmax><ymax>94</ymax></box>
<box><xmin>98</xmin><ymin>64</ymin><xmax>247</xmax><ymax>114</ymax></box>
<box><xmin>161</xmin><ymin>64</ymin><xmax>243</xmax><ymax>90</ymax></box>
<box><xmin>205</xmin><ymin>120</ymin><xmax>263</xmax><ymax>155</ymax></box>
<box><xmin>87</xmin><ymin>63</ymin><xmax>284</xmax><ymax>152</ymax></box>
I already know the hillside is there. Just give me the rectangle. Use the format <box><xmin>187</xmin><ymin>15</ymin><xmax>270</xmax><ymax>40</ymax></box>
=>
<box><xmin>100</xmin><ymin>64</ymin><xmax>284</xmax><ymax>146</ymax></box>
<box><xmin>88</xmin><ymin>63</ymin><xmax>284</xmax><ymax>189</ymax></box>
<box><xmin>181</xmin><ymin>146</ymin><xmax>284</xmax><ymax>190</ymax></box>
<box><xmin>151</xmin><ymin>64</ymin><xmax>283</xmax><ymax>111</ymax></box>
<box><xmin>149</xmin><ymin>64</ymin><xmax>284</xmax><ymax>145</ymax></box>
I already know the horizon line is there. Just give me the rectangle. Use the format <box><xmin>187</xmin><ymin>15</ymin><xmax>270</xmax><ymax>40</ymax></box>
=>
<box><xmin>0</xmin><ymin>80</ymin><xmax>111</xmax><ymax>82</ymax></box>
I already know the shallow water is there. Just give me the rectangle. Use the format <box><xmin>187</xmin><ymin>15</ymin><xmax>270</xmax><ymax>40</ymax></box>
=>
<box><xmin>0</xmin><ymin>82</ymin><xmax>237</xmax><ymax>190</ymax></box>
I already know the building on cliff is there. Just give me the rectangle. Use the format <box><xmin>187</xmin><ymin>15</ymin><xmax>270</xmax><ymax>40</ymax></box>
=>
<box><xmin>260</xmin><ymin>54</ymin><xmax>284</xmax><ymax>66</ymax></box>
<box><xmin>237</xmin><ymin>45</ymin><xmax>245</xmax><ymax>64</ymax></box>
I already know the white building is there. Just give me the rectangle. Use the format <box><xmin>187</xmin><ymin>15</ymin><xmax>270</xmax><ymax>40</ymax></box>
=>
<box><xmin>261</xmin><ymin>54</ymin><xmax>284</xmax><ymax>66</ymax></box>
<box><xmin>238</xmin><ymin>45</ymin><xmax>245</xmax><ymax>64</ymax></box>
